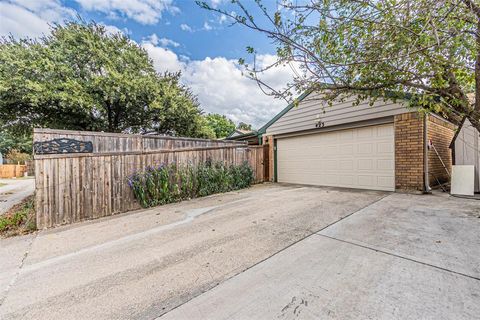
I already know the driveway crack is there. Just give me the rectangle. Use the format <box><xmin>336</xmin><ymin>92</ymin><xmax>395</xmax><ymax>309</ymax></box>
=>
<box><xmin>0</xmin><ymin>232</ymin><xmax>38</xmax><ymax>308</ymax></box>
<box><xmin>315</xmin><ymin>233</ymin><xmax>480</xmax><ymax>282</ymax></box>
<box><xmin>156</xmin><ymin>193</ymin><xmax>391</xmax><ymax>319</ymax></box>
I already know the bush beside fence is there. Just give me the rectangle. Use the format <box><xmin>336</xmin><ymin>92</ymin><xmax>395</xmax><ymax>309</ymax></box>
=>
<box><xmin>34</xmin><ymin>129</ymin><xmax>267</xmax><ymax>229</ymax></box>
<box><xmin>129</xmin><ymin>161</ymin><xmax>254</xmax><ymax>208</ymax></box>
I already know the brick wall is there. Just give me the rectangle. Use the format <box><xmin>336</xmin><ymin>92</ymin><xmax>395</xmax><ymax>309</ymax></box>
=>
<box><xmin>427</xmin><ymin>115</ymin><xmax>455</xmax><ymax>186</ymax></box>
<box><xmin>394</xmin><ymin>112</ymin><xmax>424</xmax><ymax>191</ymax></box>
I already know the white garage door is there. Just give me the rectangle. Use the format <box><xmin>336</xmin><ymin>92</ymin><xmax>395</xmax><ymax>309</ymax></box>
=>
<box><xmin>277</xmin><ymin>124</ymin><xmax>395</xmax><ymax>191</ymax></box>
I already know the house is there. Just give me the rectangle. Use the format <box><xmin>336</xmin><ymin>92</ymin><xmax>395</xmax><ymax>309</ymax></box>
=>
<box><xmin>257</xmin><ymin>90</ymin><xmax>456</xmax><ymax>192</ymax></box>
<box><xmin>450</xmin><ymin>117</ymin><xmax>480</xmax><ymax>192</ymax></box>
<box><xmin>226</xmin><ymin>129</ymin><xmax>260</xmax><ymax>145</ymax></box>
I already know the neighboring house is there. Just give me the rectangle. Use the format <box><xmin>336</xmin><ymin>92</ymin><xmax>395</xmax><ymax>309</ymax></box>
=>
<box><xmin>450</xmin><ymin>117</ymin><xmax>480</xmax><ymax>192</ymax></box>
<box><xmin>226</xmin><ymin>129</ymin><xmax>260</xmax><ymax>145</ymax></box>
<box><xmin>254</xmin><ymin>90</ymin><xmax>456</xmax><ymax>192</ymax></box>
<box><xmin>227</xmin><ymin>129</ymin><xmax>252</xmax><ymax>138</ymax></box>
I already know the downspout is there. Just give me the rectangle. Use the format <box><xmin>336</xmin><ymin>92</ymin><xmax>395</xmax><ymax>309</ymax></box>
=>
<box><xmin>423</xmin><ymin>114</ymin><xmax>431</xmax><ymax>193</ymax></box>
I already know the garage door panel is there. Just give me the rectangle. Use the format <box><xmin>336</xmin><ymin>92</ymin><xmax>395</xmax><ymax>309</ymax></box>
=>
<box><xmin>357</xmin><ymin>143</ymin><xmax>374</xmax><ymax>154</ymax></box>
<box><xmin>377</xmin><ymin>159</ymin><xmax>394</xmax><ymax>170</ymax></box>
<box><xmin>338</xmin><ymin>130</ymin><xmax>353</xmax><ymax>140</ymax></box>
<box><xmin>358</xmin><ymin>159</ymin><xmax>374</xmax><ymax>170</ymax></box>
<box><xmin>339</xmin><ymin>160</ymin><xmax>354</xmax><ymax>170</ymax></box>
<box><xmin>338</xmin><ymin>175</ymin><xmax>356</xmax><ymax>185</ymax></box>
<box><xmin>357</xmin><ymin>127</ymin><xmax>375</xmax><ymax>139</ymax></box>
<box><xmin>377</xmin><ymin>124</ymin><xmax>394</xmax><ymax>137</ymax></box>
<box><xmin>377</xmin><ymin>142</ymin><xmax>394</xmax><ymax>153</ymax></box>
<box><xmin>338</xmin><ymin>144</ymin><xmax>354</xmax><ymax>155</ymax></box>
<box><xmin>378</xmin><ymin>176</ymin><xmax>395</xmax><ymax>188</ymax></box>
<box><xmin>358</xmin><ymin>175</ymin><xmax>375</xmax><ymax>187</ymax></box>
<box><xmin>277</xmin><ymin>124</ymin><xmax>395</xmax><ymax>191</ymax></box>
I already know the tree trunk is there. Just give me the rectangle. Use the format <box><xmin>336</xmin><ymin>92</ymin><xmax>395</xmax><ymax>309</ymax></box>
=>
<box><xmin>106</xmin><ymin>103</ymin><xmax>113</xmax><ymax>132</ymax></box>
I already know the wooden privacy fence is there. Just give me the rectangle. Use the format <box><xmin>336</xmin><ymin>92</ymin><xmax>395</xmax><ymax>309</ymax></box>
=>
<box><xmin>0</xmin><ymin>164</ymin><xmax>27</xmax><ymax>178</ymax></box>
<box><xmin>34</xmin><ymin>129</ymin><xmax>268</xmax><ymax>229</ymax></box>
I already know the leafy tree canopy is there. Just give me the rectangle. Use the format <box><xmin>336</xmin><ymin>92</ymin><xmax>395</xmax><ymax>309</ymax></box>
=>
<box><xmin>199</xmin><ymin>0</ymin><xmax>480</xmax><ymax>129</ymax></box>
<box><xmin>0</xmin><ymin>129</ymin><xmax>32</xmax><ymax>155</ymax></box>
<box><xmin>237</xmin><ymin>122</ymin><xmax>253</xmax><ymax>131</ymax></box>
<box><xmin>0</xmin><ymin>21</ymin><xmax>211</xmax><ymax>138</ymax></box>
<box><xmin>205</xmin><ymin>113</ymin><xmax>236</xmax><ymax>138</ymax></box>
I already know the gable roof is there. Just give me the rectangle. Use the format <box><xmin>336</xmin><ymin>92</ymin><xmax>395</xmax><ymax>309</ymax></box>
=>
<box><xmin>226</xmin><ymin>129</ymin><xmax>256</xmax><ymax>139</ymax></box>
<box><xmin>449</xmin><ymin>116</ymin><xmax>479</xmax><ymax>148</ymax></box>
<box><xmin>256</xmin><ymin>90</ymin><xmax>313</xmax><ymax>135</ymax></box>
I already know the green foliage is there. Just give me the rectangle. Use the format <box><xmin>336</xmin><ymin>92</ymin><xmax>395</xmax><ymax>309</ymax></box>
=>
<box><xmin>199</xmin><ymin>0</ymin><xmax>480</xmax><ymax>127</ymax></box>
<box><xmin>0</xmin><ymin>130</ymin><xmax>32</xmax><ymax>155</ymax></box>
<box><xmin>205</xmin><ymin>113</ymin><xmax>236</xmax><ymax>138</ymax></box>
<box><xmin>192</xmin><ymin>115</ymin><xmax>217</xmax><ymax>139</ymax></box>
<box><xmin>0</xmin><ymin>21</ymin><xmax>211</xmax><ymax>138</ymax></box>
<box><xmin>0</xmin><ymin>196</ymin><xmax>36</xmax><ymax>235</ymax></box>
<box><xmin>237</xmin><ymin>122</ymin><xmax>253</xmax><ymax>131</ymax></box>
<box><xmin>128</xmin><ymin>161</ymin><xmax>254</xmax><ymax>208</ymax></box>
<box><xmin>5</xmin><ymin>149</ymin><xmax>31</xmax><ymax>164</ymax></box>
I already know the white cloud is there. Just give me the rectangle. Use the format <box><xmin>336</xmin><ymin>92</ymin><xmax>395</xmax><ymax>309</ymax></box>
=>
<box><xmin>75</xmin><ymin>0</ymin><xmax>179</xmax><ymax>25</ymax></box>
<box><xmin>0</xmin><ymin>0</ymin><xmax>75</xmax><ymax>38</ymax></box>
<box><xmin>219</xmin><ymin>14</ymin><xmax>227</xmax><ymax>24</ymax></box>
<box><xmin>158</xmin><ymin>38</ymin><xmax>179</xmax><ymax>47</ymax></box>
<box><xmin>142</xmin><ymin>40</ymin><xmax>295</xmax><ymax>127</ymax></box>
<box><xmin>203</xmin><ymin>21</ymin><xmax>213</xmax><ymax>31</ymax></box>
<box><xmin>142</xmin><ymin>42</ymin><xmax>185</xmax><ymax>74</ymax></box>
<box><xmin>210</xmin><ymin>0</ymin><xmax>224</xmax><ymax>8</ymax></box>
<box><xmin>101</xmin><ymin>23</ymin><xmax>130</xmax><ymax>36</ymax></box>
<box><xmin>180</xmin><ymin>23</ymin><xmax>193</xmax><ymax>32</ymax></box>
<box><xmin>143</xmin><ymin>33</ymin><xmax>179</xmax><ymax>48</ymax></box>
<box><xmin>182</xmin><ymin>55</ymin><xmax>295</xmax><ymax>128</ymax></box>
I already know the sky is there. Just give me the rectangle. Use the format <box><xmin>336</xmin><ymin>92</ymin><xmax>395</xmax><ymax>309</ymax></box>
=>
<box><xmin>0</xmin><ymin>0</ymin><xmax>296</xmax><ymax>129</ymax></box>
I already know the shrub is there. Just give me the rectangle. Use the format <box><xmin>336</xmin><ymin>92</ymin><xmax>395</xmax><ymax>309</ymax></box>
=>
<box><xmin>0</xmin><ymin>196</ymin><xmax>36</xmax><ymax>236</ymax></box>
<box><xmin>128</xmin><ymin>161</ymin><xmax>254</xmax><ymax>208</ymax></box>
<box><xmin>5</xmin><ymin>149</ymin><xmax>31</xmax><ymax>164</ymax></box>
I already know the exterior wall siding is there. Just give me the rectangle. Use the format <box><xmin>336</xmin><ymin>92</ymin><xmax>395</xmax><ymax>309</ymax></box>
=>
<box><xmin>394</xmin><ymin>113</ymin><xmax>424</xmax><ymax>191</ymax></box>
<box><xmin>266</xmin><ymin>91</ymin><xmax>410</xmax><ymax>136</ymax></box>
<box><xmin>427</xmin><ymin>115</ymin><xmax>455</xmax><ymax>186</ymax></box>
<box><xmin>453</xmin><ymin>118</ymin><xmax>480</xmax><ymax>192</ymax></box>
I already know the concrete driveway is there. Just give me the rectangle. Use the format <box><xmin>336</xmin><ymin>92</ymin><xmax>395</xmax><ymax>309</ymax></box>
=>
<box><xmin>0</xmin><ymin>184</ymin><xmax>479</xmax><ymax>319</ymax></box>
<box><xmin>0</xmin><ymin>178</ymin><xmax>35</xmax><ymax>215</ymax></box>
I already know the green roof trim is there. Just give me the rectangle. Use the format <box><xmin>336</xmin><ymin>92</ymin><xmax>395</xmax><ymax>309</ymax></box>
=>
<box><xmin>225</xmin><ymin>130</ymin><xmax>258</xmax><ymax>140</ymax></box>
<box><xmin>257</xmin><ymin>90</ymin><xmax>313</xmax><ymax>135</ymax></box>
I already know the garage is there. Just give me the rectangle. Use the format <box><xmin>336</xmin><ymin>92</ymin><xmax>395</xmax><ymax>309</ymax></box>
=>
<box><xmin>277</xmin><ymin>124</ymin><xmax>395</xmax><ymax>191</ymax></box>
<box><xmin>233</xmin><ymin>90</ymin><xmax>457</xmax><ymax>192</ymax></box>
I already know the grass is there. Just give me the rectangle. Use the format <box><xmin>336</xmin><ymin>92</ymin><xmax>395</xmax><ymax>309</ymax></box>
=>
<box><xmin>0</xmin><ymin>195</ymin><xmax>36</xmax><ymax>237</ymax></box>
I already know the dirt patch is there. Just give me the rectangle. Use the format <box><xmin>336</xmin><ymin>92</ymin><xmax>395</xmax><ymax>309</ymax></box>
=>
<box><xmin>0</xmin><ymin>195</ymin><xmax>36</xmax><ymax>238</ymax></box>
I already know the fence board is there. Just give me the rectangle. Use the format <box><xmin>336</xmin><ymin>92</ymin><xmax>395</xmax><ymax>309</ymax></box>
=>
<box><xmin>0</xmin><ymin>165</ymin><xmax>27</xmax><ymax>178</ymax></box>
<box><xmin>34</xmin><ymin>129</ymin><xmax>266</xmax><ymax>229</ymax></box>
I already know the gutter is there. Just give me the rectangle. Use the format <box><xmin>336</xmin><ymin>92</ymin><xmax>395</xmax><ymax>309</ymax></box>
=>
<box><xmin>424</xmin><ymin>114</ymin><xmax>431</xmax><ymax>193</ymax></box>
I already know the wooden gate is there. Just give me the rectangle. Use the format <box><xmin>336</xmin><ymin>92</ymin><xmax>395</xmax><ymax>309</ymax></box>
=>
<box><xmin>246</xmin><ymin>144</ymin><xmax>269</xmax><ymax>183</ymax></box>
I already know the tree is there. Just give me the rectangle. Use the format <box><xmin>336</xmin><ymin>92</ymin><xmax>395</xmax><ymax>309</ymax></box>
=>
<box><xmin>146</xmin><ymin>73</ymin><xmax>215</xmax><ymax>138</ymax></box>
<box><xmin>205</xmin><ymin>113</ymin><xmax>236</xmax><ymax>138</ymax></box>
<box><xmin>0</xmin><ymin>129</ymin><xmax>32</xmax><ymax>155</ymax></box>
<box><xmin>199</xmin><ymin>0</ymin><xmax>480</xmax><ymax>130</ymax></box>
<box><xmin>237</xmin><ymin>122</ymin><xmax>253</xmax><ymax>131</ymax></box>
<box><xmin>0</xmin><ymin>21</ymin><xmax>209</xmax><ymax>138</ymax></box>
